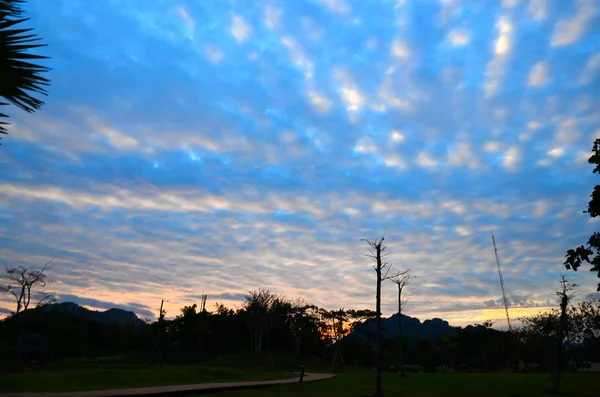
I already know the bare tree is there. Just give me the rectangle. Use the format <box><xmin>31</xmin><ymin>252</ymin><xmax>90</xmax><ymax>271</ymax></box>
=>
<box><xmin>390</xmin><ymin>269</ymin><xmax>415</xmax><ymax>377</ymax></box>
<box><xmin>363</xmin><ymin>236</ymin><xmax>398</xmax><ymax>397</ymax></box>
<box><xmin>553</xmin><ymin>275</ymin><xmax>577</xmax><ymax>394</ymax></box>
<box><xmin>0</xmin><ymin>260</ymin><xmax>54</xmax><ymax>314</ymax></box>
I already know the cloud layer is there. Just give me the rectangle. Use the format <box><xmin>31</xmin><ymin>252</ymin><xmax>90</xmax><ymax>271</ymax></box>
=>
<box><xmin>1</xmin><ymin>0</ymin><xmax>600</xmax><ymax>326</ymax></box>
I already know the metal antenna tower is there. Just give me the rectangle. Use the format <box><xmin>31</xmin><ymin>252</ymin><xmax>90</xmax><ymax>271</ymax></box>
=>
<box><xmin>492</xmin><ymin>234</ymin><xmax>512</xmax><ymax>332</ymax></box>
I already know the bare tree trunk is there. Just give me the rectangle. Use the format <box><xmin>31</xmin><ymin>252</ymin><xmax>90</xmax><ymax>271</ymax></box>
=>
<box><xmin>398</xmin><ymin>287</ymin><xmax>404</xmax><ymax>377</ymax></box>
<box><xmin>553</xmin><ymin>275</ymin><xmax>575</xmax><ymax>394</ymax></box>
<box><xmin>375</xmin><ymin>244</ymin><xmax>383</xmax><ymax>397</ymax></box>
<box><xmin>390</xmin><ymin>269</ymin><xmax>413</xmax><ymax>378</ymax></box>
<box><xmin>554</xmin><ymin>295</ymin><xmax>567</xmax><ymax>393</ymax></box>
<box><xmin>364</xmin><ymin>237</ymin><xmax>399</xmax><ymax>397</ymax></box>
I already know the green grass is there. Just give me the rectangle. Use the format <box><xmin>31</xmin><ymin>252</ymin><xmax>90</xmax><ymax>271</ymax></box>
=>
<box><xmin>206</xmin><ymin>372</ymin><xmax>600</xmax><ymax>397</ymax></box>
<box><xmin>0</xmin><ymin>364</ymin><xmax>294</xmax><ymax>393</ymax></box>
<box><xmin>0</xmin><ymin>351</ymin><xmax>320</xmax><ymax>393</ymax></box>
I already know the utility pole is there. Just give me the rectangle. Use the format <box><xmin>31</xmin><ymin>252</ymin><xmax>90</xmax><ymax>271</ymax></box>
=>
<box><xmin>492</xmin><ymin>235</ymin><xmax>512</xmax><ymax>332</ymax></box>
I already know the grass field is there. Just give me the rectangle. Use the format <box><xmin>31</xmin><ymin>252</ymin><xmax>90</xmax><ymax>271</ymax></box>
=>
<box><xmin>1</xmin><ymin>364</ymin><xmax>293</xmax><ymax>393</ymax></box>
<box><xmin>2</xmin><ymin>352</ymin><xmax>599</xmax><ymax>397</ymax></box>
<box><xmin>206</xmin><ymin>372</ymin><xmax>600</xmax><ymax>397</ymax></box>
<box><xmin>0</xmin><ymin>352</ymin><xmax>314</xmax><ymax>393</ymax></box>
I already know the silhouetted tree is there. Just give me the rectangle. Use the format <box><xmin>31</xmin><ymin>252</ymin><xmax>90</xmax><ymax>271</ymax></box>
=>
<box><xmin>0</xmin><ymin>260</ymin><xmax>54</xmax><ymax>314</ymax></box>
<box><xmin>363</xmin><ymin>236</ymin><xmax>398</xmax><ymax>397</ymax></box>
<box><xmin>565</xmin><ymin>138</ymin><xmax>600</xmax><ymax>290</ymax></box>
<box><xmin>390</xmin><ymin>269</ymin><xmax>415</xmax><ymax>376</ymax></box>
<box><xmin>570</xmin><ymin>300</ymin><xmax>600</xmax><ymax>343</ymax></box>
<box><xmin>242</xmin><ymin>289</ymin><xmax>282</xmax><ymax>352</ymax></box>
<box><xmin>569</xmin><ymin>300</ymin><xmax>600</xmax><ymax>362</ymax></box>
<box><xmin>288</xmin><ymin>298</ymin><xmax>319</xmax><ymax>355</ymax></box>
<box><xmin>0</xmin><ymin>0</ymin><xmax>50</xmax><ymax>139</ymax></box>
<box><xmin>320</xmin><ymin>308</ymin><xmax>350</xmax><ymax>371</ymax></box>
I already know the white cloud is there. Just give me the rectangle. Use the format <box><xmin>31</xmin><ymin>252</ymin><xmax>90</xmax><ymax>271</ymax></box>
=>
<box><xmin>528</xmin><ymin>61</ymin><xmax>549</xmax><ymax>86</ymax></box>
<box><xmin>384</xmin><ymin>154</ymin><xmax>407</xmax><ymax>169</ymax></box>
<box><xmin>319</xmin><ymin>0</ymin><xmax>350</xmax><ymax>13</ymax></box>
<box><xmin>88</xmin><ymin>116</ymin><xmax>139</xmax><ymax>151</ymax></box>
<box><xmin>484</xmin><ymin>141</ymin><xmax>501</xmax><ymax>153</ymax></box>
<box><xmin>417</xmin><ymin>152</ymin><xmax>438</xmax><ymax>168</ymax></box>
<box><xmin>341</xmin><ymin>87</ymin><xmax>364</xmax><ymax>113</ymax></box>
<box><xmin>343</xmin><ymin>207</ymin><xmax>361</xmax><ymax>217</ymax></box>
<box><xmin>579</xmin><ymin>52</ymin><xmax>600</xmax><ymax>84</ymax></box>
<box><xmin>547</xmin><ymin>147</ymin><xmax>564</xmax><ymax>158</ymax></box>
<box><xmin>533</xmin><ymin>200</ymin><xmax>548</xmax><ymax>218</ymax></box>
<box><xmin>390</xmin><ymin>130</ymin><xmax>405</xmax><ymax>142</ymax></box>
<box><xmin>353</xmin><ymin>137</ymin><xmax>378</xmax><ymax>154</ymax></box>
<box><xmin>333</xmin><ymin>69</ymin><xmax>366</xmax><ymax>114</ymax></box>
<box><xmin>175</xmin><ymin>5</ymin><xmax>195</xmax><ymax>31</ymax></box>
<box><xmin>391</xmin><ymin>40</ymin><xmax>410</xmax><ymax>59</ymax></box>
<box><xmin>204</xmin><ymin>45</ymin><xmax>223</xmax><ymax>63</ymax></box>
<box><xmin>455</xmin><ymin>226</ymin><xmax>471</xmax><ymax>236</ymax></box>
<box><xmin>495</xmin><ymin>18</ymin><xmax>512</xmax><ymax>55</ymax></box>
<box><xmin>554</xmin><ymin>118</ymin><xmax>580</xmax><ymax>145</ymax></box>
<box><xmin>550</xmin><ymin>0</ymin><xmax>597</xmax><ymax>47</ymax></box>
<box><xmin>447</xmin><ymin>142</ymin><xmax>479</xmax><ymax>169</ymax></box>
<box><xmin>307</xmin><ymin>90</ymin><xmax>332</xmax><ymax>113</ymax></box>
<box><xmin>301</xmin><ymin>17</ymin><xmax>325</xmax><ymax>41</ymax></box>
<box><xmin>484</xmin><ymin>17</ymin><xmax>513</xmax><ymax>97</ymax></box>
<box><xmin>264</xmin><ymin>5</ymin><xmax>281</xmax><ymax>29</ymax></box>
<box><xmin>503</xmin><ymin>146</ymin><xmax>521</xmax><ymax>170</ymax></box>
<box><xmin>231</xmin><ymin>15</ymin><xmax>251</xmax><ymax>42</ymax></box>
<box><xmin>528</xmin><ymin>0</ymin><xmax>548</xmax><ymax>21</ymax></box>
<box><xmin>447</xmin><ymin>29</ymin><xmax>470</xmax><ymax>46</ymax></box>
<box><xmin>281</xmin><ymin>36</ymin><xmax>314</xmax><ymax>81</ymax></box>
<box><xmin>503</xmin><ymin>0</ymin><xmax>520</xmax><ymax>7</ymax></box>
<box><xmin>574</xmin><ymin>150</ymin><xmax>591</xmax><ymax>164</ymax></box>
<box><xmin>377</xmin><ymin>80</ymin><xmax>413</xmax><ymax>112</ymax></box>
<box><xmin>442</xmin><ymin>200</ymin><xmax>467</xmax><ymax>215</ymax></box>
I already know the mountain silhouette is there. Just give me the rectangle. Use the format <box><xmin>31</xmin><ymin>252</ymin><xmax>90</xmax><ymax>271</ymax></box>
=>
<box><xmin>40</xmin><ymin>302</ymin><xmax>147</xmax><ymax>328</ymax></box>
<box><xmin>352</xmin><ymin>313</ymin><xmax>456</xmax><ymax>341</ymax></box>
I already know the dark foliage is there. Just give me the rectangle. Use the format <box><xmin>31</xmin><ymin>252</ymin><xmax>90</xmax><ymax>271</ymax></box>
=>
<box><xmin>0</xmin><ymin>0</ymin><xmax>50</xmax><ymax>138</ymax></box>
<box><xmin>3</xmin><ymin>294</ymin><xmax>596</xmax><ymax>375</ymax></box>
<box><xmin>565</xmin><ymin>138</ymin><xmax>600</xmax><ymax>290</ymax></box>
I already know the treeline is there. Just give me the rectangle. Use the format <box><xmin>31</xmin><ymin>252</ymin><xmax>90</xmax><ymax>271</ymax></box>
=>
<box><xmin>0</xmin><ymin>288</ymin><xmax>599</xmax><ymax>373</ymax></box>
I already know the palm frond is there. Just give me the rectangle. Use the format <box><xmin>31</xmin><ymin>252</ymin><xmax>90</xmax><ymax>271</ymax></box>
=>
<box><xmin>0</xmin><ymin>0</ymin><xmax>50</xmax><ymax>138</ymax></box>
<box><xmin>0</xmin><ymin>0</ymin><xmax>24</xmax><ymax>18</ymax></box>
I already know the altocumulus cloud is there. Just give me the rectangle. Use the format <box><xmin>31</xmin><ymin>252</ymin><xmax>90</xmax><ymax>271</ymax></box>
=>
<box><xmin>1</xmin><ymin>0</ymin><xmax>600</xmax><ymax>326</ymax></box>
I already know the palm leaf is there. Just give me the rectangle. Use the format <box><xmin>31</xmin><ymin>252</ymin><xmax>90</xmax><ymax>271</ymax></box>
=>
<box><xmin>0</xmin><ymin>0</ymin><xmax>50</xmax><ymax>139</ymax></box>
<box><xmin>0</xmin><ymin>0</ymin><xmax>23</xmax><ymax>17</ymax></box>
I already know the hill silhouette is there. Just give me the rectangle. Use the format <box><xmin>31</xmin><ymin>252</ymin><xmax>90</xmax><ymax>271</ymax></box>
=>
<box><xmin>40</xmin><ymin>302</ymin><xmax>147</xmax><ymax>328</ymax></box>
<box><xmin>0</xmin><ymin>303</ymin><xmax>152</xmax><ymax>364</ymax></box>
<box><xmin>352</xmin><ymin>313</ymin><xmax>456</xmax><ymax>341</ymax></box>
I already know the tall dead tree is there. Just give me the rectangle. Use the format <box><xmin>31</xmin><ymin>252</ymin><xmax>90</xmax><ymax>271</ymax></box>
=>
<box><xmin>0</xmin><ymin>260</ymin><xmax>54</xmax><ymax>314</ymax></box>
<box><xmin>553</xmin><ymin>275</ymin><xmax>577</xmax><ymax>394</ymax></box>
<box><xmin>363</xmin><ymin>236</ymin><xmax>398</xmax><ymax>397</ymax></box>
<box><xmin>390</xmin><ymin>269</ymin><xmax>415</xmax><ymax>377</ymax></box>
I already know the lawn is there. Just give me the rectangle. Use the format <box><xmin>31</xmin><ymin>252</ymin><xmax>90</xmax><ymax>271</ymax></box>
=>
<box><xmin>206</xmin><ymin>372</ymin><xmax>600</xmax><ymax>397</ymax></box>
<box><xmin>0</xmin><ymin>364</ymin><xmax>294</xmax><ymax>393</ymax></box>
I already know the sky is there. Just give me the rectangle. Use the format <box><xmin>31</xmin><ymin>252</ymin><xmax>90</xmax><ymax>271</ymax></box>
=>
<box><xmin>1</xmin><ymin>0</ymin><xmax>600</xmax><ymax>327</ymax></box>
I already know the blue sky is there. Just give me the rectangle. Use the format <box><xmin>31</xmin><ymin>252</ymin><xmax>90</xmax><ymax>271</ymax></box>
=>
<box><xmin>1</xmin><ymin>0</ymin><xmax>600</xmax><ymax>326</ymax></box>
